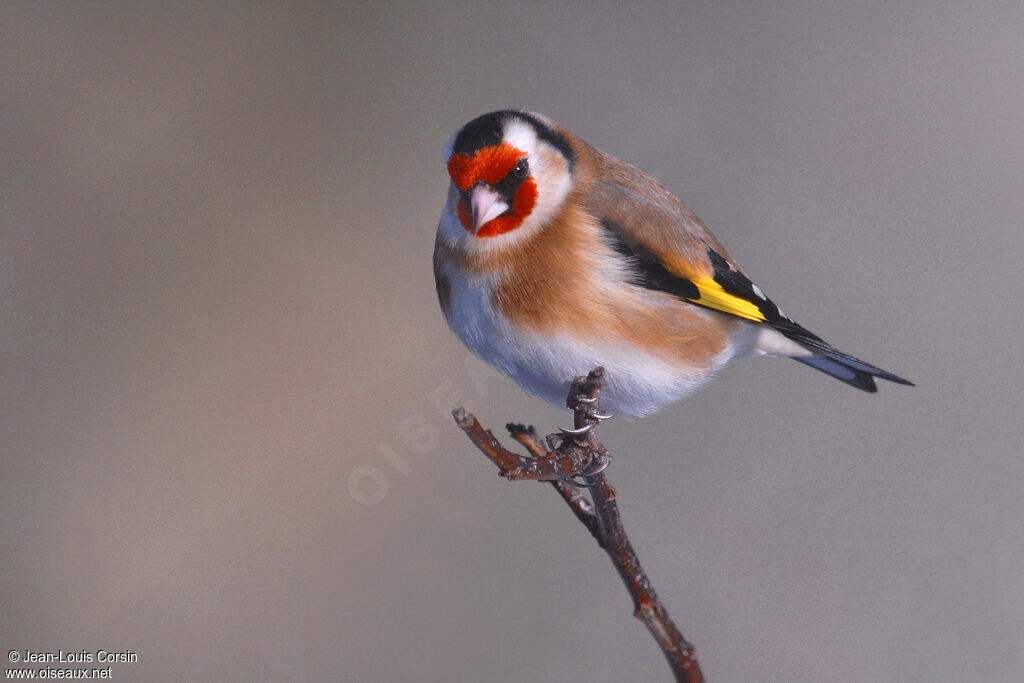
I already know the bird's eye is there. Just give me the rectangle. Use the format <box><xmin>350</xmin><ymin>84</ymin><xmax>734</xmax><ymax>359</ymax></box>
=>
<box><xmin>512</xmin><ymin>158</ymin><xmax>529</xmax><ymax>178</ymax></box>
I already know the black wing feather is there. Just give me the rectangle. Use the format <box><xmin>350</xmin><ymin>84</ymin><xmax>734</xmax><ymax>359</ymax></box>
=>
<box><xmin>600</xmin><ymin>219</ymin><xmax>914</xmax><ymax>391</ymax></box>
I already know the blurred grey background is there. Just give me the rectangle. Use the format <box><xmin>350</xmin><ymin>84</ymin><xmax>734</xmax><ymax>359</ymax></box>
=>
<box><xmin>2</xmin><ymin>2</ymin><xmax>1022</xmax><ymax>681</ymax></box>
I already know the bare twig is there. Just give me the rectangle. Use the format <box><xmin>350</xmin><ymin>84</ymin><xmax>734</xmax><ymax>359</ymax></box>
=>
<box><xmin>452</xmin><ymin>409</ymin><xmax>587</xmax><ymax>480</ymax></box>
<box><xmin>452</xmin><ymin>367</ymin><xmax>705</xmax><ymax>683</ymax></box>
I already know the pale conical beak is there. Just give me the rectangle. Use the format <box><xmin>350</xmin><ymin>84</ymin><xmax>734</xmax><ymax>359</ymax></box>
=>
<box><xmin>470</xmin><ymin>185</ymin><xmax>509</xmax><ymax>233</ymax></box>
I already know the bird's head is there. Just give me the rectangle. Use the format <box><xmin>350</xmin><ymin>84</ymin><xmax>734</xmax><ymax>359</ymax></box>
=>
<box><xmin>440</xmin><ymin>110</ymin><xmax>576</xmax><ymax>249</ymax></box>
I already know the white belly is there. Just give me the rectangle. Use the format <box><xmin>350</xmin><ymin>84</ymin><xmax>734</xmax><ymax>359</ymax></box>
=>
<box><xmin>443</xmin><ymin>265</ymin><xmax>734</xmax><ymax>416</ymax></box>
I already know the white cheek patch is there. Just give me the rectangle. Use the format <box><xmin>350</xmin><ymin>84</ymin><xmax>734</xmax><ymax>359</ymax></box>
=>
<box><xmin>528</xmin><ymin>148</ymin><xmax>571</xmax><ymax>226</ymax></box>
<box><xmin>502</xmin><ymin>118</ymin><xmax>572</xmax><ymax>233</ymax></box>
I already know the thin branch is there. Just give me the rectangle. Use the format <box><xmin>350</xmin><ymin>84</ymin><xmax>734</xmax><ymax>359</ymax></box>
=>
<box><xmin>452</xmin><ymin>367</ymin><xmax>705</xmax><ymax>683</ymax></box>
<box><xmin>453</xmin><ymin>409</ymin><xmax>587</xmax><ymax>480</ymax></box>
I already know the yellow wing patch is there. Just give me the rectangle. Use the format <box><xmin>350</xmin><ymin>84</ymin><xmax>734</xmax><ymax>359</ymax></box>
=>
<box><xmin>689</xmin><ymin>277</ymin><xmax>766</xmax><ymax>322</ymax></box>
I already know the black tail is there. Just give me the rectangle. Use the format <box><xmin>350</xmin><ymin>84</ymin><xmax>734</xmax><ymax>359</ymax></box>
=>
<box><xmin>777</xmin><ymin>325</ymin><xmax>914</xmax><ymax>393</ymax></box>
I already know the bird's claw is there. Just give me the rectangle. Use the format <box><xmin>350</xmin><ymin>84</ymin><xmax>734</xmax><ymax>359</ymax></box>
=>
<box><xmin>561</xmin><ymin>452</ymin><xmax>612</xmax><ymax>488</ymax></box>
<box><xmin>560</xmin><ymin>422</ymin><xmax>595</xmax><ymax>436</ymax></box>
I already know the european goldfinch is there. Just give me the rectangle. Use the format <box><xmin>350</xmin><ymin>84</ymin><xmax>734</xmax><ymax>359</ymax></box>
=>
<box><xmin>434</xmin><ymin>110</ymin><xmax>912</xmax><ymax>416</ymax></box>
